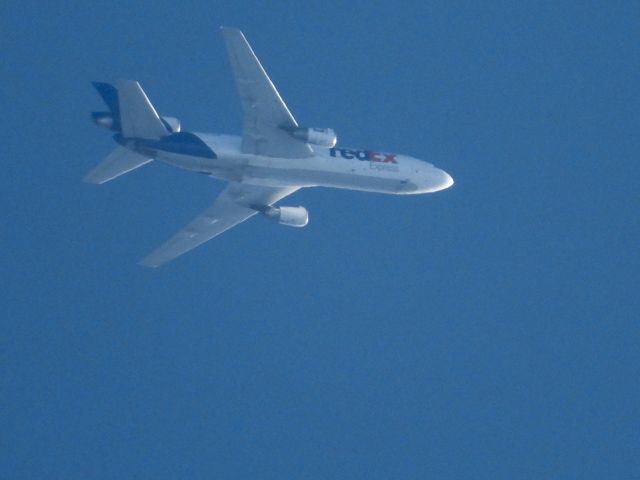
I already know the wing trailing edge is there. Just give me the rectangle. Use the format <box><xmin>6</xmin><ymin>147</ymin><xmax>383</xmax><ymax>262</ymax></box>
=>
<box><xmin>139</xmin><ymin>183</ymin><xmax>299</xmax><ymax>267</ymax></box>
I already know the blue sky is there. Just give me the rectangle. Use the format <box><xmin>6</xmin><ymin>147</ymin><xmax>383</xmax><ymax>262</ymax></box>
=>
<box><xmin>2</xmin><ymin>1</ymin><xmax>639</xmax><ymax>478</ymax></box>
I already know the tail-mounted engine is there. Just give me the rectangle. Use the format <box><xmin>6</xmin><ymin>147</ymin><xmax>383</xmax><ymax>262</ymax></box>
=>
<box><xmin>160</xmin><ymin>117</ymin><xmax>181</xmax><ymax>133</ymax></box>
<box><xmin>254</xmin><ymin>205</ymin><xmax>309</xmax><ymax>227</ymax></box>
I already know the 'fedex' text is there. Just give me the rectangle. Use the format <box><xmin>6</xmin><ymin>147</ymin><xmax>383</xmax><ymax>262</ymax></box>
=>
<box><xmin>330</xmin><ymin>148</ymin><xmax>398</xmax><ymax>164</ymax></box>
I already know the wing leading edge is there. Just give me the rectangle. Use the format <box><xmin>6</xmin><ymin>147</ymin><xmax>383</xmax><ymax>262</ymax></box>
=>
<box><xmin>139</xmin><ymin>183</ymin><xmax>299</xmax><ymax>267</ymax></box>
<box><xmin>221</xmin><ymin>27</ymin><xmax>313</xmax><ymax>159</ymax></box>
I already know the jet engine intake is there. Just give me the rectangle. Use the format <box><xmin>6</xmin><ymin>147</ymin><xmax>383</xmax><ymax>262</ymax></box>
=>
<box><xmin>258</xmin><ymin>205</ymin><xmax>309</xmax><ymax>227</ymax></box>
<box><xmin>92</xmin><ymin>111</ymin><xmax>118</xmax><ymax>130</ymax></box>
<box><xmin>288</xmin><ymin>127</ymin><xmax>337</xmax><ymax>148</ymax></box>
<box><xmin>160</xmin><ymin>116</ymin><xmax>181</xmax><ymax>133</ymax></box>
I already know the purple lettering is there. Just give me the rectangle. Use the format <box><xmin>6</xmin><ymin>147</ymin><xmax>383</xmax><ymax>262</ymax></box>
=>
<box><xmin>341</xmin><ymin>149</ymin><xmax>355</xmax><ymax>159</ymax></box>
<box><xmin>368</xmin><ymin>151</ymin><xmax>381</xmax><ymax>162</ymax></box>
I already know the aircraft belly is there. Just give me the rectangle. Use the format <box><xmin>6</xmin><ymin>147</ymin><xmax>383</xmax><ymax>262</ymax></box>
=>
<box><xmin>157</xmin><ymin>151</ymin><xmax>231</xmax><ymax>176</ymax></box>
<box><xmin>157</xmin><ymin>152</ymin><xmax>215</xmax><ymax>172</ymax></box>
<box><xmin>241</xmin><ymin>163</ymin><xmax>404</xmax><ymax>194</ymax></box>
<box><xmin>157</xmin><ymin>148</ymin><xmax>408</xmax><ymax>194</ymax></box>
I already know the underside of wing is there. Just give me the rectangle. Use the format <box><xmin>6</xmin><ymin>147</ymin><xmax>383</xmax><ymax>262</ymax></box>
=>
<box><xmin>139</xmin><ymin>183</ymin><xmax>299</xmax><ymax>268</ymax></box>
<box><xmin>221</xmin><ymin>27</ymin><xmax>313</xmax><ymax>159</ymax></box>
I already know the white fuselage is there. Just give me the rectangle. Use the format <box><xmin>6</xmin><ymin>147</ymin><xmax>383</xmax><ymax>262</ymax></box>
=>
<box><xmin>153</xmin><ymin>133</ymin><xmax>454</xmax><ymax>195</ymax></box>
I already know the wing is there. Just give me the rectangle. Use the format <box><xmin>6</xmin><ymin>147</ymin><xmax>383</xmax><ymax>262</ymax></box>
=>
<box><xmin>139</xmin><ymin>183</ymin><xmax>299</xmax><ymax>268</ymax></box>
<box><xmin>221</xmin><ymin>27</ymin><xmax>313</xmax><ymax>159</ymax></box>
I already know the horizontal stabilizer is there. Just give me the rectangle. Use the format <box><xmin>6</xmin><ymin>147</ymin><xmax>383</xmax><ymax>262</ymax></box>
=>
<box><xmin>83</xmin><ymin>146</ymin><xmax>152</xmax><ymax>184</ymax></box>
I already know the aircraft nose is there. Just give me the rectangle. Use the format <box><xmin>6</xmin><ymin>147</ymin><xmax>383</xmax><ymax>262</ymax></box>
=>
<box><xmin>431</xmin><ymin>168</ymin><xmax>454</xmax><ymax>192</ymax></box>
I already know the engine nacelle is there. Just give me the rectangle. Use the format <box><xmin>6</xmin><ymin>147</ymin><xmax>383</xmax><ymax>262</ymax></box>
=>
<box><xmin>289</xmin><ymin>127</ymin><xmax>337</xmax><ymax>148</ymax></box>
<box><xmin>261</xmin><ymin>206</ymin><xmax>309</xmax><ymax>227</ymax></box>
<box><xmin>160</xmin><ymin>116</ymin><xmax>181</xmax><ymax>133</ymax></box>
<box><xmin>92</xmin><ymin>111</ymin><xmax>118</xmax><ymax>131</ymax></box>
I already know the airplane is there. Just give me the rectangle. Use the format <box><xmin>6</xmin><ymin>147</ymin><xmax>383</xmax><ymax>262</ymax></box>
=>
<box><xmin>85</xmin><ymin>27</ymin><xmax>454</xmax><ymax>268</ymax></box>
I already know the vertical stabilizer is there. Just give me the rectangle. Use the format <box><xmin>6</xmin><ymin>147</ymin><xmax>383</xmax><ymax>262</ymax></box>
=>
<box><xmin>116</xmin><ymin>80</ymin><xmax>168</xmax><ymax>139</ymax></box>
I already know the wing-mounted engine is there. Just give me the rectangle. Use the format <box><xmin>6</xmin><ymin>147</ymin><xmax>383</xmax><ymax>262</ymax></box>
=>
<box><xmin>283</xmin><ymin>127</ymin><xmax>337</xmax><ymax>148</ymax></box>
<box><xmin>254</xmin><ymin>205</ymin><xmax>309</xmax><ymax>227</ymax></box>
<box><xmin>92</xmin><ymin>112</ymin><xmax>181</xmax><ymax>133</ymax></box>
